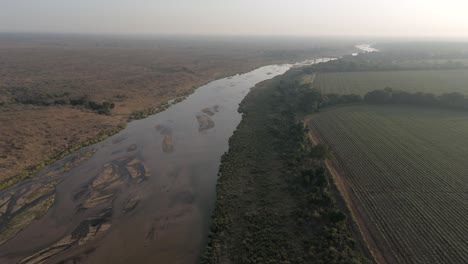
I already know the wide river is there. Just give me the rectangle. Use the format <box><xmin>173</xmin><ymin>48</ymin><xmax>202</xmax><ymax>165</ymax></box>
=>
<box><xmin>0</xmin><ymin>58</ymin><xmax>337</xmax><ymax>264</ymax></box>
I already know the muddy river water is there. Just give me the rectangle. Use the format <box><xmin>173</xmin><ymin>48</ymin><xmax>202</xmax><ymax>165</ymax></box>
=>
<box><xmin>0</xmin><ymin>57</ymin><xmax>342</xmax><ymax>263</ymax></box>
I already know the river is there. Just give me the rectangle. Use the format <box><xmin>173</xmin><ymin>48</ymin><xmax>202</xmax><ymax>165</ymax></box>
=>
<box><xmin>0</xmin><ymin>58</ymin><xmax>340</xmax><ymax>263</ymax></box>
<box><xmin>354</xmin><ymin>44</ymin><xmax>379</xmax><ymax>54</ymax></box>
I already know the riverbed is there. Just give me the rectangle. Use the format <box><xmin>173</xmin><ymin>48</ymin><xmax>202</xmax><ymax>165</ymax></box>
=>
<box><xmin>0</xmin><ymin>59</ymin><xmax>339</xmax><ymax>264</ymax></box>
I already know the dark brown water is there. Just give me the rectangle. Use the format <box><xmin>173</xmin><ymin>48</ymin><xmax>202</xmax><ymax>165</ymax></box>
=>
<box><xmin>0</xmin><ymin>60</ymin><xmax>334</xmax><ymax>264</ymax></box>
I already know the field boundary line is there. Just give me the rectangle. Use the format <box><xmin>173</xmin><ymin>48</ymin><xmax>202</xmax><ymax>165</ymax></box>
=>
<box><xmin>304</xmin><ymin>116</ymin><xmax>386</xmax><ymax>264</ymax></box>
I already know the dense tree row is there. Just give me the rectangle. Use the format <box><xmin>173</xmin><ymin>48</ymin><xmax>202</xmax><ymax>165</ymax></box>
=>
<box><xmin>277</xmin><ymin>80</ymin><xmax>362</xmax><ymax>114</ymax></box>
<box><xmin>322</xmin><ymin>89</ymin><xmax>468</xmax><ymax>112</ymax></box>
<box><xmin>202</xmin><ymin>70</ymin><xmax>370</xmax><ymax>264</ymax></box>
<box><xmin>363</xmin><ymin>88</ymin><xmax>468</xmax><ymax>111</ymax></box>
<box><xmin>14</xmin><ymin>94</ymin><xmax>115</xmax><ymax>115</ymax></box>
<box><xmin>276</xmin><ymin>73</ymin><xmax>370</xmax><ymax>263</ymax></box>
<box><xmin>303</xmin><ymin>50</ymin><xmax>466</xmax><ymax>73</ymax></box>
<box><xmin>286</xmin><ymin>77</ymin><xmax>468</xmax><ymax>113</ymax></box>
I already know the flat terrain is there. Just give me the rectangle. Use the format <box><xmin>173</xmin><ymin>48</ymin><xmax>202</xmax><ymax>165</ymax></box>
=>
<box><xmin>0</xmin><ymin>34</ymin><xmax>350</xmax><ymax>184</ymax></box>
<box><xmin>313</xmin><ymin>69</ymin><xmax>468</xmax><ymax>95</ymax></box>
<box><xmin>307</xmin><ymin>105</ymin><xmax>468</xmax><ymax>264</ymax></box>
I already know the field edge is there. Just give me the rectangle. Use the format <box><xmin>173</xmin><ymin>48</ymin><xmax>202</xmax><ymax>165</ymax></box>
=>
<box><xmin>305</xmin><ymin>115</ymin><xmax>392</xmax><ymax>264</ymax></box>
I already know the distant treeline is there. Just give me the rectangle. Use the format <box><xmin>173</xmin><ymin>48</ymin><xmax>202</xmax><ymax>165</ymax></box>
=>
<box><xmin>375</xmin><ymin>42</ymin><xmax>468</xmax><ymax>60</ymax></box>
<box><xmin>321</xmin><ymin>88</ymin><xmax>468</xmax><ymax>112</ymax></box>
<box><xmin>279</xmin><ymin>81</ymin><xmax>362</xmax><ymax>114</ymax></box>
<box><xmin>14</xmin><ymin>93</ymin><xmax>115</xmax><ymax>115</ymax></box>
<box><xmin>285</xmin><ymin>80</ymin><xmax>468</xmax><ymax>113</ymax></box>
<box><xmin>303</xmin><ymin>51</ymin><xmax>466</xmax><ymax>73</ymax></box>
<box><xmin>363</xmin><ymin>88</ymin><xmax>468</xmax><ymax>111</ymax></box>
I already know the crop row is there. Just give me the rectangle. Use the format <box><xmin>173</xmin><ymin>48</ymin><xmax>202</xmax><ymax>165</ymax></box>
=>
<box><xmin>307</xmin><ymin>105</ymin><xmax>468</xmax><ymax>264</ymax></box>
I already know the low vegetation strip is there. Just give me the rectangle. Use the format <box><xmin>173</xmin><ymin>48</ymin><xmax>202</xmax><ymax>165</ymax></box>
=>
<box><xmin>202</xmin><ymin>70</ymin><xmax>370</xmax><ymax>264</ymax></box>
<box><xmin>307</xmin><ymin>105</ymin><xmax>468</xmax><ymax>264</ymax></box>
<box><xmin>13</xmin><ymin>93</ymin><xmax>116</xmax><ymax>115</ymax></box>
<box><xmin>313</xmin><ymin>69</ymin><xmax>468</xmax><ymax>96</ymax></box>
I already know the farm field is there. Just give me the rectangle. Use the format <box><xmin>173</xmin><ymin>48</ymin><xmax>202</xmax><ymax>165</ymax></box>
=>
<box><xmin>313</xmin><ymin>69</ymin><xmax>468</xmax><ymax>95</ymax></box>
<box><xmin>307</xmin><ymin>105</ymin><xmax>468</xmax><ymax>264</ymax></box>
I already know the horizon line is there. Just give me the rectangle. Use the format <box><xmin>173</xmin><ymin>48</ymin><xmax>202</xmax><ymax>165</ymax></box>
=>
<box><xmin>1</xmin><ymin>31</ymin><xmax>468</xmax><ymax>42</ymax></box>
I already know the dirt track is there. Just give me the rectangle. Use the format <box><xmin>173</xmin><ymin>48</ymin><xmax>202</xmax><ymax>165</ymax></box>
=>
<box><xmin>305</xmin><ymin>116</ymin><xmax>393</xmax><ymax>264</ymax></box>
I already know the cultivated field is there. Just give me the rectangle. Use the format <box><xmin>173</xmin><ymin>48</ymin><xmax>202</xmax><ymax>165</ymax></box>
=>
<box><xmin>313</xmin><ymin>69</ymin><xmax>468</xmax><ymax>95</ymax></box>
<box><xmin>307</xmin><ymin>105</ymin><xmax>468</xmax><ymax>264</ymax></box>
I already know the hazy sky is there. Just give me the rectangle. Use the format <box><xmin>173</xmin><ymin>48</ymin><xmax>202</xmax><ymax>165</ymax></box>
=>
<box><xmin>1</xmin><ymin>0</ymin><xmax>468</xmax><ymax>38</ymax></box>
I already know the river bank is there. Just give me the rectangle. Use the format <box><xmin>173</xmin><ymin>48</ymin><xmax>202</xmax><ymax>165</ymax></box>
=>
<box><xmin>2</xmin><ymin>35</ymin><xmax>348</xmax><ymax>187</ymax></box>
<box><xmin>0</xmin><ymin>62</ymin><xmax>305</xmax><ymax>264</ymax></box>
<box><xmin>0</xmin><ymin>42</ymin><xmax>361</xmax><ymax>262</ymax></box>
<box><xmin>0</xmin><ymin>59</ymin><xmax>298</xmax><ymax>191</ymax></box>
<box><xmin>201</xmin><ymin>68</ymin><xmax>371</xmax><ymax>263</ymax></box>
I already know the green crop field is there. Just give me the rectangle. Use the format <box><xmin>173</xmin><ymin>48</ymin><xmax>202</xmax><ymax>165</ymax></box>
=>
<box><xmin>313</xmin><ymin>69</ymin><xmax>468</xmax><ymax>95</ymax></box>
<box><xmin>307</xmin><ymin>105</ymin><xmax>468</xmax><ymax>264</ymax></box>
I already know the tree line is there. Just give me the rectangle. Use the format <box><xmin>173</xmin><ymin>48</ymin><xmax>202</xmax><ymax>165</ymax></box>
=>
<box><xmin>202</xmin><ymin>71</ymin><xmax>371</xmax><ymax>263</ymax></box>
<box><xmin>363</xmin><ymin>88</ymin><xmax>468</xmax><ymax>110</ymax></box>
<box><xmin>14</xmin><ymin>94</ymin><xmax>115</xmax><ymax>115</ymax></box>
<box><xmin>303</xmin><ymin>51</ymin><xmax>466</xmax><ymax>73</ymax></box>
<box><xmin>286</xmin><ymin>80</ymin><xmax>468</xmax><ymax>113</ymax></box>
<box><xmin>277</xmin><ymin>80</ymin><xmax>362</xmax><ymax>114</ymax></box>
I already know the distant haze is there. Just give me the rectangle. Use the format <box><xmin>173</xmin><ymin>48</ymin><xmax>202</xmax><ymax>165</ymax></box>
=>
<box><xmin>1</xmin><ymin>0</ymin><xmax>468</xmax><ymax>39</ymax></box>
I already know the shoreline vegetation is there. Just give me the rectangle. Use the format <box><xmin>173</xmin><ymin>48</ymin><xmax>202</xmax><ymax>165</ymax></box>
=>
<box><xmin>129</xmin><ymin>95</ymin><xmax>189</xmax><ymax>120</ymax></box>
<box><xmin>127</xmin><ymin>62</ymin><xmax>310</xmax><ymax>121</ymax></box>
<box><xmin>1</xmin><ymin>69</ymin><xmax>237</xmax><ymax>191</ymax></box>
<box><xmin>0</xmin><ymin>67</ymin><xmax>251</xmax><ymax>191</ymax></box>
<box><xmin>1</xmin><ymin>85</ymin><xmax>196</xmax><ymax>191</ymax></box>
<box><xmin>0</xmin><ymin>61</ymin><xmax>282</xmax><ymax>194</ymax></box>
<box><xmin>1</xmin><ymin>50</ymin><xmax>342</xmax><ymax>190</ymax></box>
<box><xmin>0</xmin><ymin>124</ymin><xmax>125</xmax><ymax>191</ymax></box>
<box><xmin>3</xmin><ymin>35</ymin><xmax>354</xmax><ymax>192</ymax></box>
<box><xmin>0</xmin><ymin>64</ymin><xmax>276</xmax><ymax>191</ymax></box>
<box><xmin>0</xmin><ymin>53</ymin><xmax>350</xmax><ymax>192</ymax></box>
<box><xmin>201</xmin><ymin>69</ymin><xmax>371</xmax><ymax>264</ymax></box>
